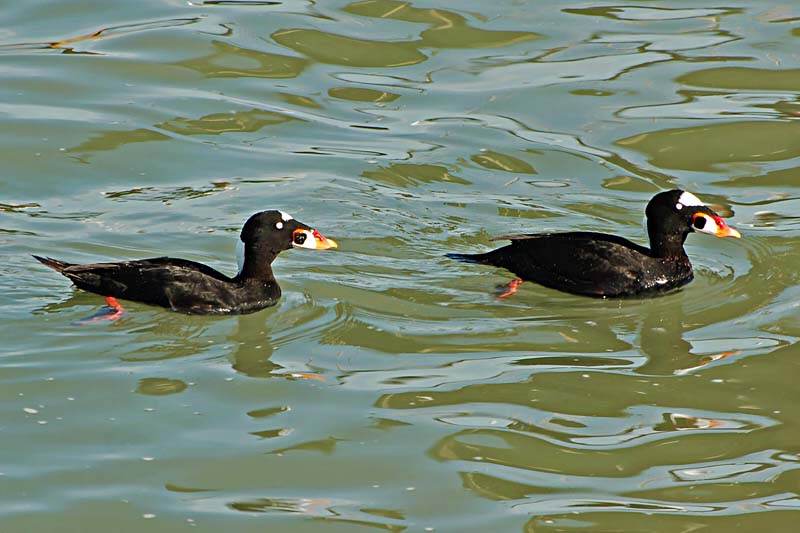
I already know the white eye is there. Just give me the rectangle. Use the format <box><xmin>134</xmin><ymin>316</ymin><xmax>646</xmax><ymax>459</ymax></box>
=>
<box><xmin>276</xmin><ymin>221</ymin><xmax>284</xmax><ymax>230</ymax></box>
<box><xmin>279</xmin><ymin>211</ymin><xmax>293</xmax><ymax>222</ymax></box>
<box><xmin>675</xmin><ymin>203</ymin><xmax>683</xmax><ymax>210</ymax></box>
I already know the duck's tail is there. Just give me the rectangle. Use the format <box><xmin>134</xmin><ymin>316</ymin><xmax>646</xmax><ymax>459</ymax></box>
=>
<box><xmin>33</xmin><ymin>255</ymin><xmax>72</xmax><ymax>273</ymax></box>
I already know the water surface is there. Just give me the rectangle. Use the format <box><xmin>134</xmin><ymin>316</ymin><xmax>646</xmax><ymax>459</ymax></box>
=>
<box><xmin>2</xmin><ymin>0</ymin><xmax>799</xmax><ymax>531</ymax></box>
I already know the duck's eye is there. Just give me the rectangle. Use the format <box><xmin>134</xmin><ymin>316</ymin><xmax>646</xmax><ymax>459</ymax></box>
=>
<box><xmin>693</xmin><ymin>215</ymin><xmax>706</xmax><ymax>230</ymax></box>
<box><xmin>275</xmin><ymin>221</ymin><xmax>284</xmax><ymax>230</ymax></box>
<box><xmin>293</xmin><ymin>232</ymin><xmax>307</xmax><ymax>245</ymax></box>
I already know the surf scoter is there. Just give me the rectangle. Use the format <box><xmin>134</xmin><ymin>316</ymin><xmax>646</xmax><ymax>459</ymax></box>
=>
<box><xmin>34</xmin><ymin>210</ymin><xmax>337</xmax><ymax>316</ymax></box>
<box><xmin>447</xmin><ymin>190</ymin><xmax>741</xmax><ymax>298</ymax></box>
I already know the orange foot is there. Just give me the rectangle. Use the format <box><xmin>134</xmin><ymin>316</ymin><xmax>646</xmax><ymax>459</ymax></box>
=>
<box><xmin>498</xmin><ymin>279</ymin><xmax>523</xmax><ymax>299</ymax></box>
<box><xmin>74</xmin><ymin>296</ymin><xmax>125</xmax><ymax>325</ymax></box>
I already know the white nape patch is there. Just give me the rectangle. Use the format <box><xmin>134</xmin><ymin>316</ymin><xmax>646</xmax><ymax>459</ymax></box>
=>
<box><xmin>677</xmin><ymin>191</ymin><xmax>704</xmax><ymax>209</ymax></box>
<box><xmin>276</xmin><ymin>221</ymin><xmax>284</xmax><ymax>230</ymax></box>
<box><xmin>279</xmin><ymin>211</ymin><xmax>293</xmax><ymax>222</ymax></box>
<box><xmin>236</xmin><ymin>238</ymin><xmax>245</xmax><ymax>275</ymax></box>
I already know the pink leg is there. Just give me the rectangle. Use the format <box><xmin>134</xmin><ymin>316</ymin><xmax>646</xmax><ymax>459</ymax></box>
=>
<box><xmin>74</xmin><ymin>296</ymin><xmax>125</xmax><ymax>324</ymax></box>
<box><xmin>498</xmin><ymin>279</ymin><xmax>523</xmax><ymax>299</ymax></box>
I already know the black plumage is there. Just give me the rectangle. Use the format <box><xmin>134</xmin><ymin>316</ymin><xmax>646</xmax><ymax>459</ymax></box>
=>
<box><xmin>448</xmin><ymin>190</ymin><xmax>741</xmax><ymax>298</ymax></box>
<box><xmin>35</xmin><ymin>210</ymin><xmax>337</xmax><ymax>315</ymax></box>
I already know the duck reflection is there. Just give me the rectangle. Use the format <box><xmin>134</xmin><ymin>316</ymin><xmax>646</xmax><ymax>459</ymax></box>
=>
<box><xmin>34</xmin><ymin>292</ymin><xmax>284</xmax><ymax>375</ymax></box>
<box><xmin>637</xmin><ymin>307</ymin><xmax>698</xmax><ymax>375</ymax></box>
<box><xmin>227</xmin><ymin>312</ymin><xmax>282</xmax><ymax>378</ymax></box>
<box><xmin>638</xmin><ymin>298</ymin><xmax>742</xmax><ymax>375</ymax></box>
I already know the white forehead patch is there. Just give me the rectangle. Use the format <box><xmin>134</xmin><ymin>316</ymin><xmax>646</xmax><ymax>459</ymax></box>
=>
<box><xmin>279</xmin><ymin>211</ymin><xmax>293</xmax><ymax>222</ymax></box>
<box><xmin>677</xmin><ymin>191</ymin><xmax>704</xmax><ymax>210</ymax></box>
<box><xmin>276</xmin><ymin>221</ymin><xmax>283</xmax><ymax>230</ymax></box>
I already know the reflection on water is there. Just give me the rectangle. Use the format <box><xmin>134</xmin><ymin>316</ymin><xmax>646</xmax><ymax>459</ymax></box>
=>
<box><xmin>177</xmin><ymin>41</ymin><xmax>309</xmax><ymax>79</ymax></box>
<box><xmin>363</xmin><ymin>162</ymin><xmax>471</xmax><ymax>187</ymax></box>
<box><xmin>0</xmin><ymin>17</ymin><xmax>199</xmax><ymax>55</ymax></box>
<box><xmin>678</xmin><ymin>67</ymin><xmax>800</xmax><ymax>91</ymax></box>
<box><xmin>2</xmin><ymin>0</ymin><xmax>800</xmax><ymax>531</ymax></box>
<box><xmin>68</xmin><ymin>108</ymin><xmax>301</xmax><ymax>155</ymax></box>
<box><xmin>273</xmin><ymin>28</ymin><xmax>427</xmax><ymax>68</ymax></box>
<box><xmin>136</xmin><ymin>377</ymin><xmax>188</xmax><ymax>395</ymax></box>
<box><xmin>343</xmin><ymin>0</ymin><xmax>541</xmax><ymax>49</ymax></box>
<box><xmin>563</xmin><ymin>6</ymin><xmax>740</xmax><ymax>21</ymax></box>
<box><xmin>618</xmin><ymin>121</ymin><xmax>800</xmax><ymax>171</ymax></box>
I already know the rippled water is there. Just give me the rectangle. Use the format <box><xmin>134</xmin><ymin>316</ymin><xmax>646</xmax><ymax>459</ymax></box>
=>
<box><xmin>2</xmin><ymin>1</ymin><xmax>799</xmax><ymax>531</ymax></box>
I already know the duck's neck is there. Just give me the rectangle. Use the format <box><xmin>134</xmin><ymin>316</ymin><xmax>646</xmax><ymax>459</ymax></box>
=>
<box><xmin>648</xmin><ymin>228</ymin><xmax>689</xmax><ymax>259</ymax></box>
<box><xmin>235</xmin><ymin>243</ymin><xmax>278</xmax><ymax>283</ymax></box>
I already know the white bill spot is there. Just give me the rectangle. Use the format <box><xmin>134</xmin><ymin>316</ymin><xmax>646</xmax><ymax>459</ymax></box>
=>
<box><xmin>292</xmin><ymin>229</ymin><xmax>318</xmax><ymax>249</ymax></box>
<box><xmin>693</xmin><ymin>214</ymin><xmax>720</xmax><ymax>236</ymax></box>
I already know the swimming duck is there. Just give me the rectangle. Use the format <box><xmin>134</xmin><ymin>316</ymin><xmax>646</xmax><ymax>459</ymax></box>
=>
<box><xmin>447</xmin><ymin>190</ymin><xmax>741</xmax><ymax>298</ymax></box>
<box><xmin>35</xmin><ymin>210</ymin><xmax>337</xmax><ymax>316</ymax></box>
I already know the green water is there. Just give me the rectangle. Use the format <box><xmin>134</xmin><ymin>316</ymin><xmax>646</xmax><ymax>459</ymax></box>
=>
<box><xmin>2</xmin><ymin>1</ymin><xmax>799</xmax><ymax>531</ymax></box>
